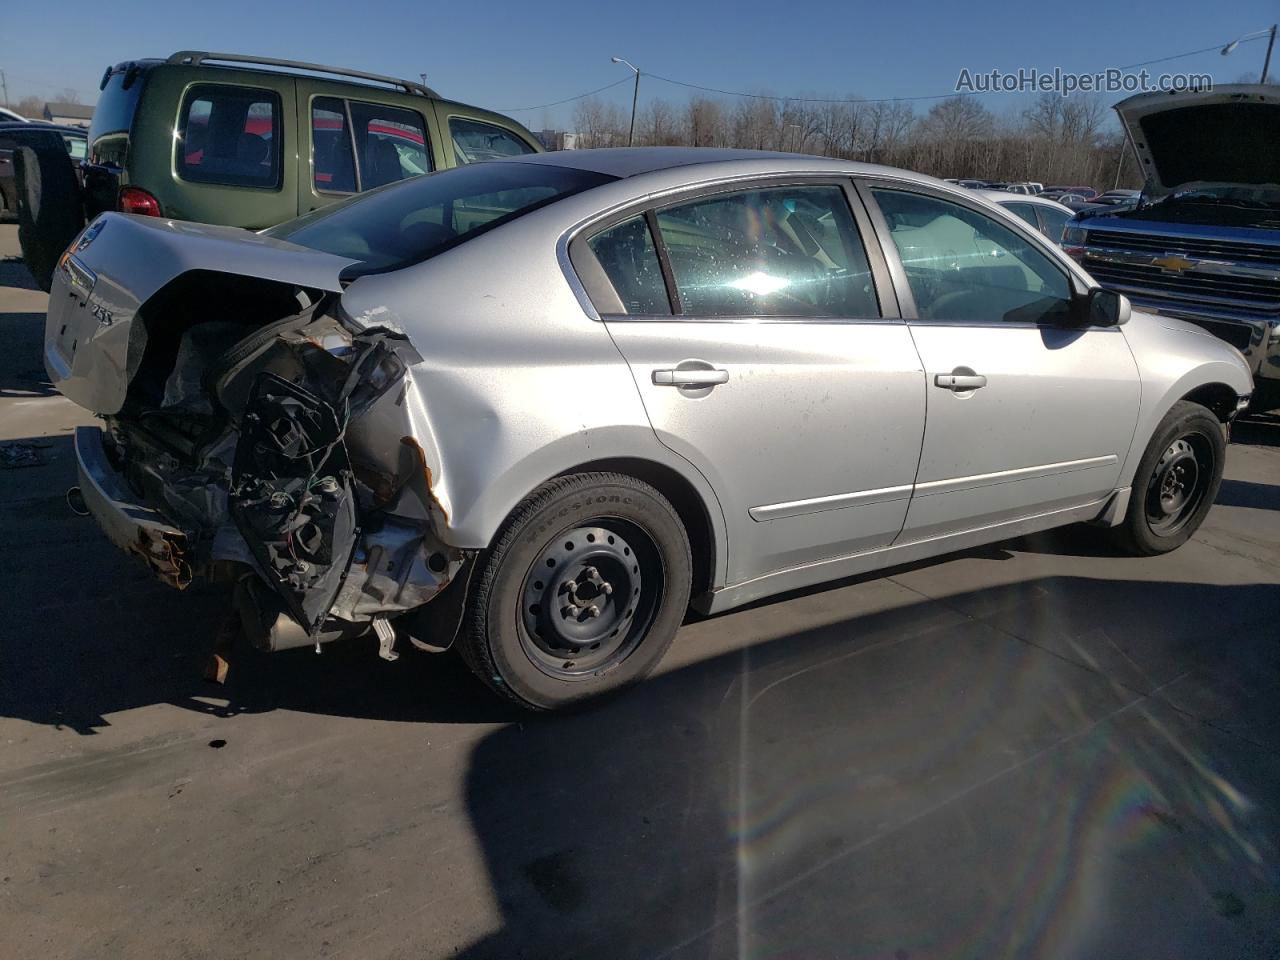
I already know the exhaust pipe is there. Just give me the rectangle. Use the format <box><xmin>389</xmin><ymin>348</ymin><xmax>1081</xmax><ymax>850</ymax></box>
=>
<box><xmin>233</xmin><ymin>576</ymin><xmax>364</xmax><ymax>653</ymax></box>
<box><xmin>66</xmin><ymin>486</ymin><xmax>89</xmax><ymax>516</ymax></box>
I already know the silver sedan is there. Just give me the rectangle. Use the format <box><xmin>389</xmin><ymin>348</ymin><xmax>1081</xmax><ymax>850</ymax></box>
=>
<box><xmin>45</xmin><ymin>148</ymin><xmax>1253</xmax><ymax>708</ymax></box>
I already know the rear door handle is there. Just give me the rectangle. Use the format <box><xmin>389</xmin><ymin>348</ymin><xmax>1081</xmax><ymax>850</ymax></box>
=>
<box><xmin>934</xmin><ymin>373</ymin><xmax>987</xmax><ymax>390</ymax></box>
<box><xmin>652</xmin><ymin>369</ymin><xmax>730</xmax><ymax>387</ymax></box>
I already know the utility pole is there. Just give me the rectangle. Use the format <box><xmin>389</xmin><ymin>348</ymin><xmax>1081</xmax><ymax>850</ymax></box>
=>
<box><xmin>611</xmin><ymin>57</ymin><xmax>640</xmax><ymax>146</ymax></box>
<box><xmin>0</xmin><ymin>71</ymin><xmax>9</xmax><ymax>109</ymax></box>
<box><xmin>1264</xmin><ymin>24</ymin><xmax>1277</xmax><ymax>83</ymax></box>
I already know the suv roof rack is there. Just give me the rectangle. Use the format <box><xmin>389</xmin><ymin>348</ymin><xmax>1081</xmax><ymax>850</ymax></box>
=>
<box><xmin>166</xmin><ymin>51</ymin><xmax>439</xmax><ymax>98</ymax></box>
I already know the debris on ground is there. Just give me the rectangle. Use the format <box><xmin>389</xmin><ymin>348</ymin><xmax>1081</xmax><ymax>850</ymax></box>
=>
<box><xmin>0</xmin><ymin>439</ymin><xmax>51</xmax><ymax>469</ymax></box>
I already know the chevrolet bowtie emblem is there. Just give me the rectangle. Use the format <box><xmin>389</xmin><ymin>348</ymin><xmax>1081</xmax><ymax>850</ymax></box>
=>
<box><xmin>1152</xmin><ymin>254</ymin><xmax>1196</xmax><ymax>273</ymax></box>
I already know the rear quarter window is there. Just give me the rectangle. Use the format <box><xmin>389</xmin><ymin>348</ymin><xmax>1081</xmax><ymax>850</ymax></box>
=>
<box><xmin>449</xmin><ymin>117</ymin><xmax>537</xmax><ymax>164</ymax></box>
<box><xmin>176</xmin><ymin>84</ymin><xmax>282</xmax><ymax>189</ymax></box>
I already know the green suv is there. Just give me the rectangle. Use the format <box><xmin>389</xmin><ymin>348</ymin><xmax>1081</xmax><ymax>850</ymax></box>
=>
<box><xmin>18</xmin><ymin>51</ymin><xmax>542</xmax><ymax>287</ymax></box>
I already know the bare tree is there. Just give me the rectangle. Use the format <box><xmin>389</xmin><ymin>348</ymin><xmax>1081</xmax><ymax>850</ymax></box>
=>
<box><xmin>573</xmin><ymin>97</ymin><xmax>625</xmax><ymax>149</ymax></box>
<box><xmin>639</xmin><ymin>99</ymin><xmax>680</xmax><ymax>146</ymax></box>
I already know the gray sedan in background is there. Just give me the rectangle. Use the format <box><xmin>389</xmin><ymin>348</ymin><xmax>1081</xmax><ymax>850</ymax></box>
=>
<box><xmin>45</xmin><ymin>149</ymin><xmax>1252</xmax><ymax>708</ymax></box>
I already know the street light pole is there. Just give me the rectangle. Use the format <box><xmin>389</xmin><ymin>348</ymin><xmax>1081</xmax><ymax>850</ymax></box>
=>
<box><xmin>1222</xmin><ymin>25</ymin><xmax>1277</xmax><ymax>83</ymax></box>
<box><xmin>612</xmin><ymin>57</ymin><xmax>640</xmax><ymax>146</ymax></box>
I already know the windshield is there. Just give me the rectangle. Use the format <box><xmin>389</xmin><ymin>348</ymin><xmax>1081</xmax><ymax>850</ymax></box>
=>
<box><xmin>269</xmin><ymin>161</ymin><xmax>614</xmax><ymax>276</ymax></box>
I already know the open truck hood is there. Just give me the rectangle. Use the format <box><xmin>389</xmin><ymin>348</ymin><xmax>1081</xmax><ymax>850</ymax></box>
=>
<box><xmin>44</xmin><ymin>213</ymin><xmax>357</xmax><ymax>414</ymax></box>
<box><xmin>1117</xmin><ymin>84</ymin><xmax>1280</xmax><ymax>198</ymax></box>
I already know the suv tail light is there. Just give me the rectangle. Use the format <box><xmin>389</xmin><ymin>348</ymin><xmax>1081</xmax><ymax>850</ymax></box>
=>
<box><xmin>118</xmin><ymin>187</ymin><xmax>161</xmax><ymax>217</ymax></box>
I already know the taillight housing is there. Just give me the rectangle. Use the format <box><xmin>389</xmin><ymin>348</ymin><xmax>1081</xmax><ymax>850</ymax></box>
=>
<box><xmin>118</xmin><ymin>186</ymin><xmax>161</xmax><ymax>217</ymax></box>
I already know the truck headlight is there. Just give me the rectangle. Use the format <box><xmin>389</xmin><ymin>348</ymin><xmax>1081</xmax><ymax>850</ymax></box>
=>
<box><xmin>1062</xmin><ymin>226</ymin><xmax>1086</xmax><ymax>245</ymax></box>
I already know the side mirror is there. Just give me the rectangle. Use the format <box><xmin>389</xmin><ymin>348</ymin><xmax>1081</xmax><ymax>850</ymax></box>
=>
<box><xmin>1074</xmin><ymin>287</ymin><xmax>1130</xmax><ymax>327</ymax></box>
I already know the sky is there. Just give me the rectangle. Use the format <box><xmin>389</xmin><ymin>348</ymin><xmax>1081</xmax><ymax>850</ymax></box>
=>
<box><xmin>4</xmin><ymin>0</ymin><xmax>1278</xmax><ymax>131</ymax></box>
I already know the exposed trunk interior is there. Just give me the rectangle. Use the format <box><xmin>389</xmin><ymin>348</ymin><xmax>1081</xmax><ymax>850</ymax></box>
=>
<box><xmin>101</xmin><ymin>270</ymin><xmax>465</xmax><ymax>644</ymax></box>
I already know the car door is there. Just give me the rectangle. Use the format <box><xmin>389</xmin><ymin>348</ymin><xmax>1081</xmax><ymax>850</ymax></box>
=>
<box><xmin>578</xmin><ymin>179</ymin><xmax>927</xmax><ymax>585</ymax></box>
<box><xmin>860</xmin><ymin>181</ymin><xmax>1140</xmax><ymax>543</ymax></box>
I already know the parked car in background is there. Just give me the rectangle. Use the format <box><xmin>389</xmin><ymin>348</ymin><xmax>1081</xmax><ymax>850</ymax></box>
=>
<box><xmin>1093</xmin><ymin>189</ymin><xmax>1142</xmax><ymax>205</ymax></box>
<box><xmin>0</xmin><ymin>123</ymin><xmax>87</xmax><ymax>223</ymax></box>
<box><xmin>1049</xmin><ymin>193</ymin><xmax>1101</xmax><ymax>212</ymax></box>
<box><xmin>47</xmin><ymin>149</ymin><xmax>1251</xmax><ymax>708</ymax></box>
<box><xmin>977</xmin><ymin>189</ymin><xmax>1075</xmax><ymax>243</ymax></box>
<box><xmin>1045</xmin><ymin>185</ymin><xmax>1098</xmax><ymax>200</ymax></box>
<box><xmin>15</xmin><ymin>50</ymin><xmax>543</xmax><ymax>289</ymax></box>
<box><xmin>0</xmin><ymin>107</ymin><xmax>32</xmax><ymax>124</ymax></box>
<box><xmin>1066</xmin><ymin>84</ymin><xmax>1280</xmax><ymax>410</ymax></box>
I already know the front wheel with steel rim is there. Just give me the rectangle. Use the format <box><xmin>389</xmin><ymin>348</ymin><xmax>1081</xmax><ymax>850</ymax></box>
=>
<box><xmin>461</xmin><ymin>472</ymin><xmax>692</xmax><ymax>710</ymax></box>
<box><xmin>1112</xmin><ymin>400</ymin><xmax>1225</xmax><ymax>556</ymax></box>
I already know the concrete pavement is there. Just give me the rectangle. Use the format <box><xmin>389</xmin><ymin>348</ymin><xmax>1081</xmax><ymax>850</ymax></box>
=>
<box><xmin>1</xmin><ymin>223</ymin><xmax>1278</xmax><ymax>959</ymax></box>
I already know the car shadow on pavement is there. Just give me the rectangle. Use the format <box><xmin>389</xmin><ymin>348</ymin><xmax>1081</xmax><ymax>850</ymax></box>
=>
<box><xmin>455</xmin><ymin>576</ymin><xmax>1280</xmax><ymax>960</ymax></box>
<box><xmin>0</xmin><ymin>311</ymin><xmax>57</xmax><ymax>398</ymax></box>
<box><xmin>1216</xmin><ymin>477</ymin><xmax>1280</xmax><ymax>512</ymax></box>
<box><xmin>1232</xmin><ymin>414</ymin><xmax>1280</xmax><ymax>448</ymax></box>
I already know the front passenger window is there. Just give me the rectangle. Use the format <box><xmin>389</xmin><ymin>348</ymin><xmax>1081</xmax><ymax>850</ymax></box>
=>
<box><xmin>872</xmin><ymin>189</ymin><xmax>1072</xmax><ymax>324</ymax></box>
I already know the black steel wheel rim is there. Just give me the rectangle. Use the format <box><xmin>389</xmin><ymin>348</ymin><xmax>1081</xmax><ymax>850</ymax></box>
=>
<box><xmin>1145</xmin><ymin>434</ymin><xmax>1212</xmax><ymax>536</ymax></box>
<box><xmin>518</xmin><ymin>519</ymin><xmax>664</xmax><ymax>680</ymax></box>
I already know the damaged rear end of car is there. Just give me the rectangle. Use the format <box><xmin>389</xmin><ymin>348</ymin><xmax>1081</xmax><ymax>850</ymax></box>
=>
<box><xmin>47</xmin><ymin>212</ymin><xmax>469</xmax><ymax>657</ymax></box>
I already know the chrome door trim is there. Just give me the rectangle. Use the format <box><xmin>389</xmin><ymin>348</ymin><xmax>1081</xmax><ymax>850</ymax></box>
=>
<box><xmin>913</xmin><ymin>454</ymin><xmax>1119</xmax><ymax>498</ymax></box>
<box><xmin>749</xmin><ymin>483</ymin><xmax>914</xmax><ymax>522</ymax></box>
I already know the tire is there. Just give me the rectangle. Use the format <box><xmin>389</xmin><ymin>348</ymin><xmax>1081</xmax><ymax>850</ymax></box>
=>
<box><xmin>1111</xmin><ymin>400</ymin><xmax>1225</xmax><ymax>556</ymax></box>
<box><xmin>460</xmin><ymin>472</ymin><xmax>692</xmax><ymax>710</ymax></box>
<box><xmin>14</xmin><ymin>132</ymin><xmax>84</xmax><ymax>292</ymax></box>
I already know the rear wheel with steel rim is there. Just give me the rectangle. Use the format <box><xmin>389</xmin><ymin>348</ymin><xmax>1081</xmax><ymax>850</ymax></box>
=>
<box><xmin>461</xmin><ymin>473</ymin><xmax>692</xmax><ymax>710</ymax></box>
<box><xmin>1113</xmin><ymin>400</ymin><xmax>1225</xmax><ymax>555</ymax></box>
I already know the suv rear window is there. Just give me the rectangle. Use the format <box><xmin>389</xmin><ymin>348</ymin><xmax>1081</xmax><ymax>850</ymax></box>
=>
<box><xmin>88</xmin><ymin>68</ymin><xmax>145</xmax><ymax>165</ymax></box>
<box><xmin>177</xmin><ymin>84</ymin><xmax>281</xmax><ymax>189</ymax></box>
<box><xmin>270</xmin><ymin>161</ymin><xmax>613</xmax><ymax>276</ymax></box>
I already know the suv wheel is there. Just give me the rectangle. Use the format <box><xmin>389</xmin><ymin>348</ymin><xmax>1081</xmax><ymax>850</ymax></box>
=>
<box><xmin>1111</xmin><ymin>400</ymin><xmax>1224</xmax><ymax>555</ymax></box>
<box><xmin>460</xmin><ymin>472</ymin><xmax>692</xmax><ymax>710</ymax></box>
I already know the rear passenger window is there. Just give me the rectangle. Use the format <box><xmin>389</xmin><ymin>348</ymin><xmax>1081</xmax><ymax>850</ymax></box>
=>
<box><xmin>450</xmin><ymin>117</ymin><xmax>537</xmax><ymax>164</ymax></box>
<box><xmin>312</xmin><ymin>98</ymin><xmax>430</xmax><ymax>193</ymax></box>
<box><xmin>1037</xmin><ymin>206</ymin><xmax>1072</xmax><ymax>244</ymax></box>
<box><xmin>177</xmin><ymin>85</ymin><xmax>281</xmax><ymax>188</ymax></box>
<box><xmin>588</xmin><ymin>216</ymin><xmax>671</xmax><ymax>315</ymax></box>
<box><xmin>654</xmin><ymin>185</ymin><xmax>880</xmax><ymax>318</ymax></box>
<box><xmin>349</xmin><ymin>101</ymin><xmax>430</xmax><ymax>188</ymax></box>
<box><xmin>312</xmin><ymin>97</ymin><xmax>355</xmax><ymax>193</ymax></box>
<box><xmin>1004</xmin><ymin>202</ymin><xmax>1040</xmax><ymax>229</ymax></box>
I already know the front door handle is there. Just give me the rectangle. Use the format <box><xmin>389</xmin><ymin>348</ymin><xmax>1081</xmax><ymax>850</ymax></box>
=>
<box><xmin>652</xmin><ymin>369</ymin><xmax>730</xmax><ymax>387</ymax></box>
<box><xmin>934</xmin><ymin>373</ymin><xmax>988</xmax><ymax>390</ymax></box>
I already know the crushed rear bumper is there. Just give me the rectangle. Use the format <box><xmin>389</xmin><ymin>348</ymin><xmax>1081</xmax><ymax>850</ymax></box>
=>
<box><xmin>74</xmin><ymin>425</ymin><xmax>192</xmax><ymax>589</ymax></box>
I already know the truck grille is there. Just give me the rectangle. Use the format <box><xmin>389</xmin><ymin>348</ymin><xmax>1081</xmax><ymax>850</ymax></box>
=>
<box><xmin>1083</xmin><ymin>259</ymin><xmax>1280</xmax><ymax>314</ymax></box>
<box><xmin>1085</xmin><ymin>229</ymin><xmax>1280</xmax><ymax>267</ymax></box>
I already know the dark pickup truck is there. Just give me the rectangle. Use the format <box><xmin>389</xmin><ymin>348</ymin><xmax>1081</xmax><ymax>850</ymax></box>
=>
<box><xmin>1063</xmin><ymin>85</ymin><xmax>1280</xmax><ymax>411</ymax></box>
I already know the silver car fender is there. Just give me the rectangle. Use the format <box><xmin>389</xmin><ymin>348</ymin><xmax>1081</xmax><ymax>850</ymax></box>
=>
<box><xmin>1117</xmin><ymin>310</ymin><xmax>1253</xmax><ymax>487</ymax></box>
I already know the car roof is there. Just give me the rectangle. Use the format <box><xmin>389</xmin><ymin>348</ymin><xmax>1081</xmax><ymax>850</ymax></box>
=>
<box><xmin>0</xmin><ymin>122</ymin><xmax>86</xmax><ymax>135</ymax></box>
<box><xmin>977</xmin><ymin>189</ymin><xmax>1071</xmax><ymax>210</ymax></box>
<box><xmin>503</xmin><ymin>146</ymin><xmax>940</xmax><ymax>183</ymax></box>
